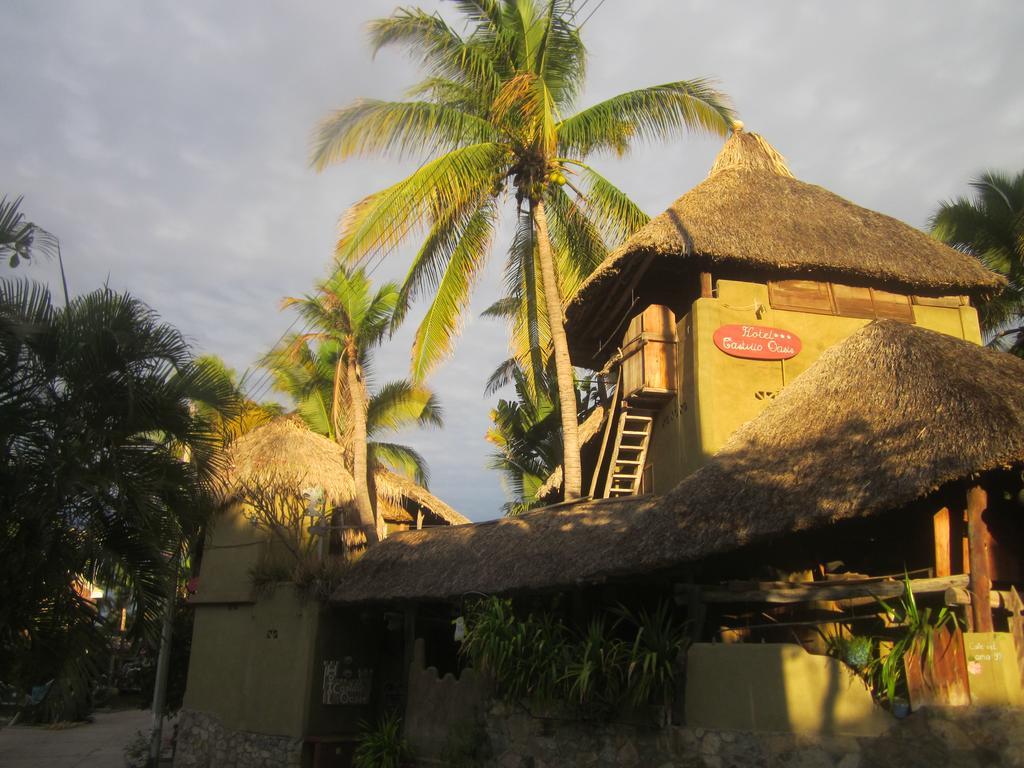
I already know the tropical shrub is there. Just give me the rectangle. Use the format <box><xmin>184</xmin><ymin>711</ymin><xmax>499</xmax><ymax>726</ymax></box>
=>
<box><xmin>353</xmin><ymin>713</ymin><xmax>413</xmax><ymax>768</ymax></box>
<box><xmin>460</xmin><ymin>595</ymin><xmax>688</xmax><ymax>719</ymax></box>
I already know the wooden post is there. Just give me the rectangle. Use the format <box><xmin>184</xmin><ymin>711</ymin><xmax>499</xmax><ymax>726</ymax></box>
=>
<box><xmin>403</xmin><ymin>606</ymin><xmax>416</xmax><ymax>684</ymax></box>
<box><xmin>933</xmin><ymin>507</ymin><xmax>952</xmax><ymax>577</ymax></box>
<box><xmin>415</xmin><ymin>510</ymin><xmax>423</xmax><ymax>531</ymax></box>
<box><xmin>699</xmin><ymin>272</ymin><xmax>713</xmax><ymax>299</ymax></box>
<box><xmin>966</xmin><ymin>484</ymin><xmax>994</xmax><ymax>633</ymax></box>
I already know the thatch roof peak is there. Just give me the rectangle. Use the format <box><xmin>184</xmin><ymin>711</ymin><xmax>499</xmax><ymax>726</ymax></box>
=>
<box><xmin>565</xmin><ymin>130</ymin><xmax>1003</xmax><ymax>368</ymax></box>
<box><xmin>221</xmin><ymin>415</ymin><xmax>468</xmax><ymax>526</ymax></box>
<box><xmin>708</xmin><ymin>124</ymin><xmax>794</xmax><ymax>179</ymax></box>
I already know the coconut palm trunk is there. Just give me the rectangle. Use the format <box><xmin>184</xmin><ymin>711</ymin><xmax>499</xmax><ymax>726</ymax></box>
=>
<box><xmin>346</xmin><ymin>348</ymin><xmax>378</xmax><ymax>542</ymax></box>
<box><xmin>532</xmin><ymin>199</ymin><xmax>582</xmax><ymax>500</ymax></box>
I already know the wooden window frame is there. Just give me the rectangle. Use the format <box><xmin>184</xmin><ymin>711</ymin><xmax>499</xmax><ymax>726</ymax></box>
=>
<box><xmin>768</xmin><ymin>279</ymin><xmax>917</xmax><ymax>323</ymax></box>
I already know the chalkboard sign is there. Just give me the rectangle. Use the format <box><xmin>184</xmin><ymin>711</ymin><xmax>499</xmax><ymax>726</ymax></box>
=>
<box><xmin>322</xmin><ymin>659</ymin><xmax>373</xmax><ymax>705</ymax></box>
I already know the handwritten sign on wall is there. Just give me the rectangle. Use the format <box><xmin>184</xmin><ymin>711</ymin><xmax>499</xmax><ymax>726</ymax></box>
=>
<box><xmin>322</xmin><ymin>659</ymin><xmax>373</xmax><ymax>705</ymax></box>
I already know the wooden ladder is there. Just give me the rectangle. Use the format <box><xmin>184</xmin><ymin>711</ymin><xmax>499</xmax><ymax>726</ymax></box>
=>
<box><xmin>602</xmin><ymin>411</ymin><xmax>653</xmax><ymax>498</ymax></box>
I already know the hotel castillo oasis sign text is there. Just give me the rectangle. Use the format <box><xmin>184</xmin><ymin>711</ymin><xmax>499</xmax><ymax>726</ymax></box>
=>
<box><xmin>713</xmin><ymin>324</ymin><xmax>802</xmax><ymax>361</ymax></box>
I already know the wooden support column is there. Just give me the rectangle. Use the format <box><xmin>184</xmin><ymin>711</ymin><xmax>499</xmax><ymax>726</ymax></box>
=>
<box><xmin>402</xmin><ymin>605</ymin><xmax>417</xmax><ymax>702</ymax></box>
<box><xmin>966</xmin><ymin>484</ymin><xmax>994</xmax><ymax>633</ymax></box>
<box><xmin>933</xmin><ymin>506</ymin><xmax>952</xmax><ymax>577</ymax></box>
<box><xmin>699</xmin><ymin>271</ymin><xmax>713</xmax><ymax>299</ymax></box>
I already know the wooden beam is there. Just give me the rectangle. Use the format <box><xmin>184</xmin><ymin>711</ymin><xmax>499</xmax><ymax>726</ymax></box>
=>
<box><xmin>699</xmin><ymin>271</ymin><xmax>713</xmax><ymax>299</ymax></box>
<box><xmin>966</xmin><ymin>483</ymin><xmax>994</xmax><ymax>632</ymax></box>
<box><xmin>933</xmin><ymin>507</ymin><xmax>952</xmax><ymax>577</ymax></box>
<box><xmin>1008</xmin><ymin>587</ymin><xmax>1024</xmax><ymax>692</ymax></box>
<box><xmin>944</xmin><ymin>587</ymin><xmax>1011</xmax><ymax>608</ymax></box>
<box><xmin>689</xmin><ymin>574</ymin><xmax>969</xmax><ymax>605</ymax></box>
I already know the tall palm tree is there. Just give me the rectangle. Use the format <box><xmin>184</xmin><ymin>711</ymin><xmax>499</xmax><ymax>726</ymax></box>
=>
<box><xmin>279</xmin><ymin>266</ymin><xmax>427</xmax><ymax>541</ymax></box>
<box><xmin>0</xmin><ymin>278</ymin><xmax>235</xmax><ymax>721</ymax></box>
<box><xmin>312</xmin><ymin>0</ymin><xmax>734</xmax><ymax>499</ymax></box>
<box><xmin>931</xmin><ymin>170</ymin><xmax>1024</xmax><ymax>354</ymax></box>
<box><xmin>265</xmin><ymin>337</ymin><xmax>442</xmax><ymax>486</ymax></box>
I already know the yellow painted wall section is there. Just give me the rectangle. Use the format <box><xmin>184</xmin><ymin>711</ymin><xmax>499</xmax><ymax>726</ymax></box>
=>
<box><xmin>647</xmin><ymin>279</ymin><xmax>983</xmax><ymax>491</ymax></box>
<box><xmin>191</xmin><ymin>503</ymin><xmax>263</xmax><ymax>604</ymax></box>
<box><xmin>685</xmin><ymin>643</ymin><xmax>892</xmax><ymax>736</ymax></box>
<box><xmin>184</xmin><ymin>584</ymin><xmax>320</xmax><ymax>737</ymax></box>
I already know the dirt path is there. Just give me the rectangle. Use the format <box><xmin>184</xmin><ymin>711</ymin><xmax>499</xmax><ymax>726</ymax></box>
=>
<box><xmin>0</xmin><ymin>709</ymin><xmax>154</xmax><ymax>768</ymax></box>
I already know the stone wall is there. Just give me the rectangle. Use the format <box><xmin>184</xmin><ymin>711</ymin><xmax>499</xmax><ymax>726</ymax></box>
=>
<box><xmin>174</xmin><ymin>709</ymin><xmax>303</xmax><ymax>768</ymax></box>
<box><xmin>483</xmin><ymin>703</ymin><xmax>1024</xmax><ymax>768</ymax></box>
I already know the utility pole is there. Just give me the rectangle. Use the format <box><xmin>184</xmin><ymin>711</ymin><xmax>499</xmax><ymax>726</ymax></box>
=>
<box><xmin>148</xmin><ymin>551</ymin><xmax>179</xmax><ymax>767</ymax></box>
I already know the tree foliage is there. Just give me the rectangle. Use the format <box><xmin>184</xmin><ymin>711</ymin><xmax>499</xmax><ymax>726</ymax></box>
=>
<box><xmin>931</xmin><ymin>169</ymin><xmax>1024</xmax><ymax>354</ymax></box>
<box><xmin>0</xmin><ymin>278</ymin><xmax>236</xmax><ymax>720</ymax></box>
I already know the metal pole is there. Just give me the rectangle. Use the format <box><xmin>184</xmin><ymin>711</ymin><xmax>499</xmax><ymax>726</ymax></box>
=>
<box><xmin>149</xmin><ymin>553</ymin><xmax>179</xmax><ymax>767</ymax></box>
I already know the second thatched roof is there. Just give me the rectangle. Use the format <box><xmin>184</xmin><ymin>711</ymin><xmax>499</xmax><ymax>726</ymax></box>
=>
<box><xmin>566</xmin><ymin>127</ymin><xmax>1003</xmax><ymax>368</ymax></box>
<box><xmin>332</xmin><ymin>321</ymin><xmax>1024</xmax><ymax>604</ymax></box>
<box><xmin>221</xmin><ymin>414</ymin><xmax>469</xmax><ymax>527</ymax></box>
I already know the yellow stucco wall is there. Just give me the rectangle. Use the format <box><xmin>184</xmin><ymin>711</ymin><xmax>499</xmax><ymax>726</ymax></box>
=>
<box><xmin>192</xmin><ymin>503</ymin><xmax>264</xmax><ymax>604</ymax></box>
<box><xmin>685</xmin><ymin>643</ymin><xmax>892</xmax><ymax>736</ymax></box>
<box><xmin>184</xmin><ymin>584</ymin><xmax>320</xmax><ymax>737</ymax></box>
<box><xmin>648</xmin><ymin>279</ymin><xmax>982</xmax><ymax>493</ymax></box>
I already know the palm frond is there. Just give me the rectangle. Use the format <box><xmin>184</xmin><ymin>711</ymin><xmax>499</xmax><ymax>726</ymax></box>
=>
<box><xmin>311</xmin><ymin>99</ymin><xmax>497</xmax><ymax>168</ymax></box>
<box><xmin>370</xmin><ymin>441</ymin><xmax>431</xmax><ymax>487</ymax></box>
<box><xmin>571</xmin><ymin>164</ymin><xmax>650</xmax><ymax>246</ymax></box>
<box><xmin>336</xmin><ymin>142</ymin><xmax>507</xmax><ymax>264</ymax></box>
<box><xmin>367</xmin><ymin>379</ymin><xmax>444</xmax><ymax>435</ymax></box>
<box><xmin>409</xmin><ymin>202</ymin><xmax>499</xmax><ymax>380</ymax></box>
<box><xmin>557</xmin><ymin>79</ymin><xmax>735</xmax><ymax>156</ymax></box>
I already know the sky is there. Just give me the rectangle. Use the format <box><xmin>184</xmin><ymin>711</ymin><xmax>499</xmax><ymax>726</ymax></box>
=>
<box><xmin>3</xmin><ymin>1</ymin><xmax>1022</xmax><ymax>521</ymax></box>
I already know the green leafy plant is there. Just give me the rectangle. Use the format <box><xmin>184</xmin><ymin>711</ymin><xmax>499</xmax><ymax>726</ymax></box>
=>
<box><xmin>824</xmin><ymin>577</ymin><xmax>961</xmax><ymax>706</ymax></box>
<box><xmin>870</xmin><ymin>576</ymin><xmax>959</xmax><ymax>704</ymax></box>
<box><xmin>353</xmin><ymin>713</ymin><xmax>412</xmax><ymax>768</ymax></box>
<box><xmin>614</xmin><ymin>601</ymin><xmax>689</xmax><ymax>707</ymax></box>
<box><xmin>562</xmin><ymin>616</ymin><xmax>628</xmax><ymax>718</ymax></box>
<box><xmin>462</xmin><ymin>595</ymin><xmax>687</xmax><ymax>720</ymax></box>
<box><xmin>460</xmin><ymin>596</ymin><xmax>568</xmax><ymax>702</ymax></box>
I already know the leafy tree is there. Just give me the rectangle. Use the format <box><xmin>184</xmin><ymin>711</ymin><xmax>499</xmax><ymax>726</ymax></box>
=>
<box><xmin>0</xmin><ymin>278</ymin><xmax>235</xmax><ymax>720</ymax></box>
<box><xmin>312</xmin><ymin>0</ymin><xmax>734</xmax><ymax>499</ymax></box>
<box><xmin>0</xmin><ymin>195</ymin><xmax>58</xmax><ymax>268</ymax></box>
<box><xmin>277</xmin><ymin>266</ymin><xmax>441</xmax><ymax>541</ymax></box>
<box><xmin>931</xmin><ymin>170</ymin><xmax>1024</xmax><ymax>354</ymax></box>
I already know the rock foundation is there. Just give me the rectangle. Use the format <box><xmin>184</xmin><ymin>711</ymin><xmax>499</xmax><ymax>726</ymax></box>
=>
<box><xmin>173</xmin><ymin>709</ymin><xmax>302</xmax><ymax>768</ymax></box>
<box><xmin>482</xmin><ymin>703</ymin><xmax>1024</xmax><ymax>768</ymax></box>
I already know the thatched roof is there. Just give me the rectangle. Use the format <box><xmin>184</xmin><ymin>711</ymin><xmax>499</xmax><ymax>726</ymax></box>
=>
<box><xmin>535</xmin><ymin>404</ymin><xmax>607</xmax><ymax>500</ymax></box>
<box><xmin>566</xmin><ymin>127</ymin><xmax>1003</xmax><ymax>368</ymax></box>
<box><xmin>375</xmin><ymin>466</ymin><xmax>471</xmax><ymax>526</ymax></box>
<box><xmin>222</xmin><ymin>415</ymin><xmax>467</xmax><ymax>526</ymax></box>
<box><xmin>332</xmin><ymin>322</ymin><xmax>1024</xmax><ymax>604</ymax></box>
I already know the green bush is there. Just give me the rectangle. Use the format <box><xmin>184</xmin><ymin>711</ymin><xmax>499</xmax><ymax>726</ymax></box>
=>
<box><xmin>460</xmin><ymin>596</ymin><xmax>688</xmax><ymax>719</ymax></box>
<box><xmin>353</xmin><ymin>713</ymin><xmax>412</xmax><ymax>768</ymax></box>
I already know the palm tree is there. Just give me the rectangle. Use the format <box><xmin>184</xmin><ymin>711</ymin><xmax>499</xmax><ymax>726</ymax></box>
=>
<box><xmin>486</xmin><ymin>364</ymin><xmax>560</xmax><ymax>515</ymax></box>
<box><xmin>0</xmin><ymin>195</ymin><xmax>58</xmax><ymax>268</ymax></box>
<box><xmin>0</xmin><ymin>278</ymin><xmax>234</xmax><ymax>721</ymax></box>
<box><xmin>312</xmin><ymin>0</ymin><xmax>734</xmax><ymax>499</ymax></box>
<box><xmin>265</xmin><ymin>337</ymin><xmax>442</xmax><ymax>486</ymax></box>
<box><xmin>278</xmin><ymin>266</ymin><xmax>439</xmax><ymax>541</ymax></box>
<box><xmin>931</xmin><ymin>170</ymin><xmax>1024</xmax><ymax>354</ymax></box>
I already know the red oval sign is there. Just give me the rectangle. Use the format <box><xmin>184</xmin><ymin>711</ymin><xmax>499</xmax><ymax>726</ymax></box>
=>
<box><xmin>713</xmin><ymin>324</ymin><xmax>801</xmax><ymax>360</ymax></box>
